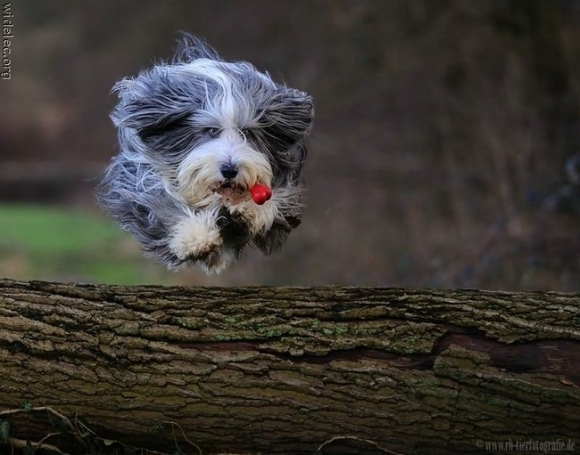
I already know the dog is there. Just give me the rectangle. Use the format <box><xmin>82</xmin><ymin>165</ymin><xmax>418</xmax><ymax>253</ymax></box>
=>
<box><xmin>97</xmin><ymin>34</ymin><xmax>314</xmax><ymax>274</ymax></box>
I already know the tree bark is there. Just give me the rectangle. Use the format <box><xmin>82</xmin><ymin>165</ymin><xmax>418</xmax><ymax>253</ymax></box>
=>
<box><xmin>0</xmin><ymin>278</ymin><xmax>579</xmax><ymax>454</ymax></box>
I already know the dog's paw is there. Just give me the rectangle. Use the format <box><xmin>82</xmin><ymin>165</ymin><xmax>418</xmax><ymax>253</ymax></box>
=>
<box><xmin>196</xmin><ymin>248</ymin><xmax>235</xmax><ymax>275</ymax></box>
<box><xmin>169</xmin><ymin>216</ymin><xmax>223</xmax><ymax>261</ymax></box>
<box><xmin>228</xmin><ymin>202</ymin><xmax>276</xmax><ymax>235</ymax></box>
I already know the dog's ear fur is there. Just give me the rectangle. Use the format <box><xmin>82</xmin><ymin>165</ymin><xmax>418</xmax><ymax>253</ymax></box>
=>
<box><xmin>259</xmin><ymin>89</ymin><xmax>313</xmax><ymax>183</ymax></box>
<box><xmin>110</xmin><ymin>86</ymin><xmax>193</xmax><ymax>144</ymax></box>
<box><xmin>111</xmin><ymin>64</ymin><xmax>200</xmax><ymax>143</ymax></box>
<box><xmin>173</xmin><ymin>33</ymin><xmax>220</xmax><ymax>63</ymax></box>
<box><xmin>110</xmin><ymin>34</ymin><xmax>218</xmax><ymax>141</ymax></box>
<box><xmin>260</xmin><ymin>89</ymin><xmax>314</xmax><ymax>147</ymax></box>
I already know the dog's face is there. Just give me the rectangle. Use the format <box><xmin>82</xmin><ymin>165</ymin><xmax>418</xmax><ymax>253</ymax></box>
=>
<box><xmin>111</xmin><ymin>37</ymin><xmax>313</xmax><ymax>209</ymax></box>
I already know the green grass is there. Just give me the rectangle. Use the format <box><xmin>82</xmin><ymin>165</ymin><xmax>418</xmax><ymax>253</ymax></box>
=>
<box><xmin>0</xmin><ymin>204</ymin><xmax>120</xmax><ymax>255</ymax></box>
<box><xmin>0</xmin><ymin>204</ymin><xmax>163</xmax><ymax>284</ymax></box>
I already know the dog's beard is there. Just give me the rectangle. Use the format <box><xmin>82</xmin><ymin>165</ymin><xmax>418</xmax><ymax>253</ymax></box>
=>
<box><xmin>175</xmin><ymin>132</ymin><xmax>273</xmax><ymax>208</ymax></box>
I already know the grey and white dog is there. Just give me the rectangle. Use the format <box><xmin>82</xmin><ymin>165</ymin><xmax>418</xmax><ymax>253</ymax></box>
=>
<box><xmin>97</xmin><ymin>35</ymin><xmax>313</xmax><ymax>273</ymax></box>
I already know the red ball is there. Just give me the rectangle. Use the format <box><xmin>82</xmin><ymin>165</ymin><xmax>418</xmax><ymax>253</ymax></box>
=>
<box><xmin>250</xmin><ymin>184</ymin><xmax>272</xmax><ymax>205</ymax></box>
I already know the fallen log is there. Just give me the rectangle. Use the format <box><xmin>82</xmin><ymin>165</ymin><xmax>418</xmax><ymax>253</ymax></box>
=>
<box><xmin>0</xmin><ymin>278</ymin><xmax>579</xmax><ymax>454</ymax></box>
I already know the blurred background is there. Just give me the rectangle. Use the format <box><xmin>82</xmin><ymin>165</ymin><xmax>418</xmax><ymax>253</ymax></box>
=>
<box><xmin>0</xmin><ymin>0</ymin><xmax>579</xmax><ymax>289</ymax></box>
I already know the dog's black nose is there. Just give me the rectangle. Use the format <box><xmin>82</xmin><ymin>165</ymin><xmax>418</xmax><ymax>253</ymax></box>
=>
<box><xmin>220</xmin><ymin>163</ymin><xmax>238</xmax><ymax>179</ymax></box>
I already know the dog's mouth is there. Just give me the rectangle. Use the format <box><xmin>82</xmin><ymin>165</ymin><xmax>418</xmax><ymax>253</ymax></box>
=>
<box><xmin>215</xmin><ymin>180</ymin><xmax>243</xmax><ymax>190</ymax></box>
<box><xmin>211</xmin><ymin>180</ymin><xmax>251</xmax><ymax>205</ymax></box>
<box><xmin>211</xmin><ymin>180</ymin><xmax>273</xmax><ymax>206</ymax></box>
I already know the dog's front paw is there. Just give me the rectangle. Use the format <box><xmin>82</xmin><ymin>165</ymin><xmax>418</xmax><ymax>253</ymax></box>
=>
<box><xmin>169</xmin><ymin>216</ymin><xmax>223</xmax><ymax>261</ymax></box>
<box><xmin>228</xmin><ymin>201</ymin><xmax>276</xmax><ymax>235</ymax></box>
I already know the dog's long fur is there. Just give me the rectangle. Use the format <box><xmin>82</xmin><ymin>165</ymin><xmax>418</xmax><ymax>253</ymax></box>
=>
<box><xmin>97</xmin><ymin>35</ymin><xmax>313</xmax><ymax>273</ymax></box>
